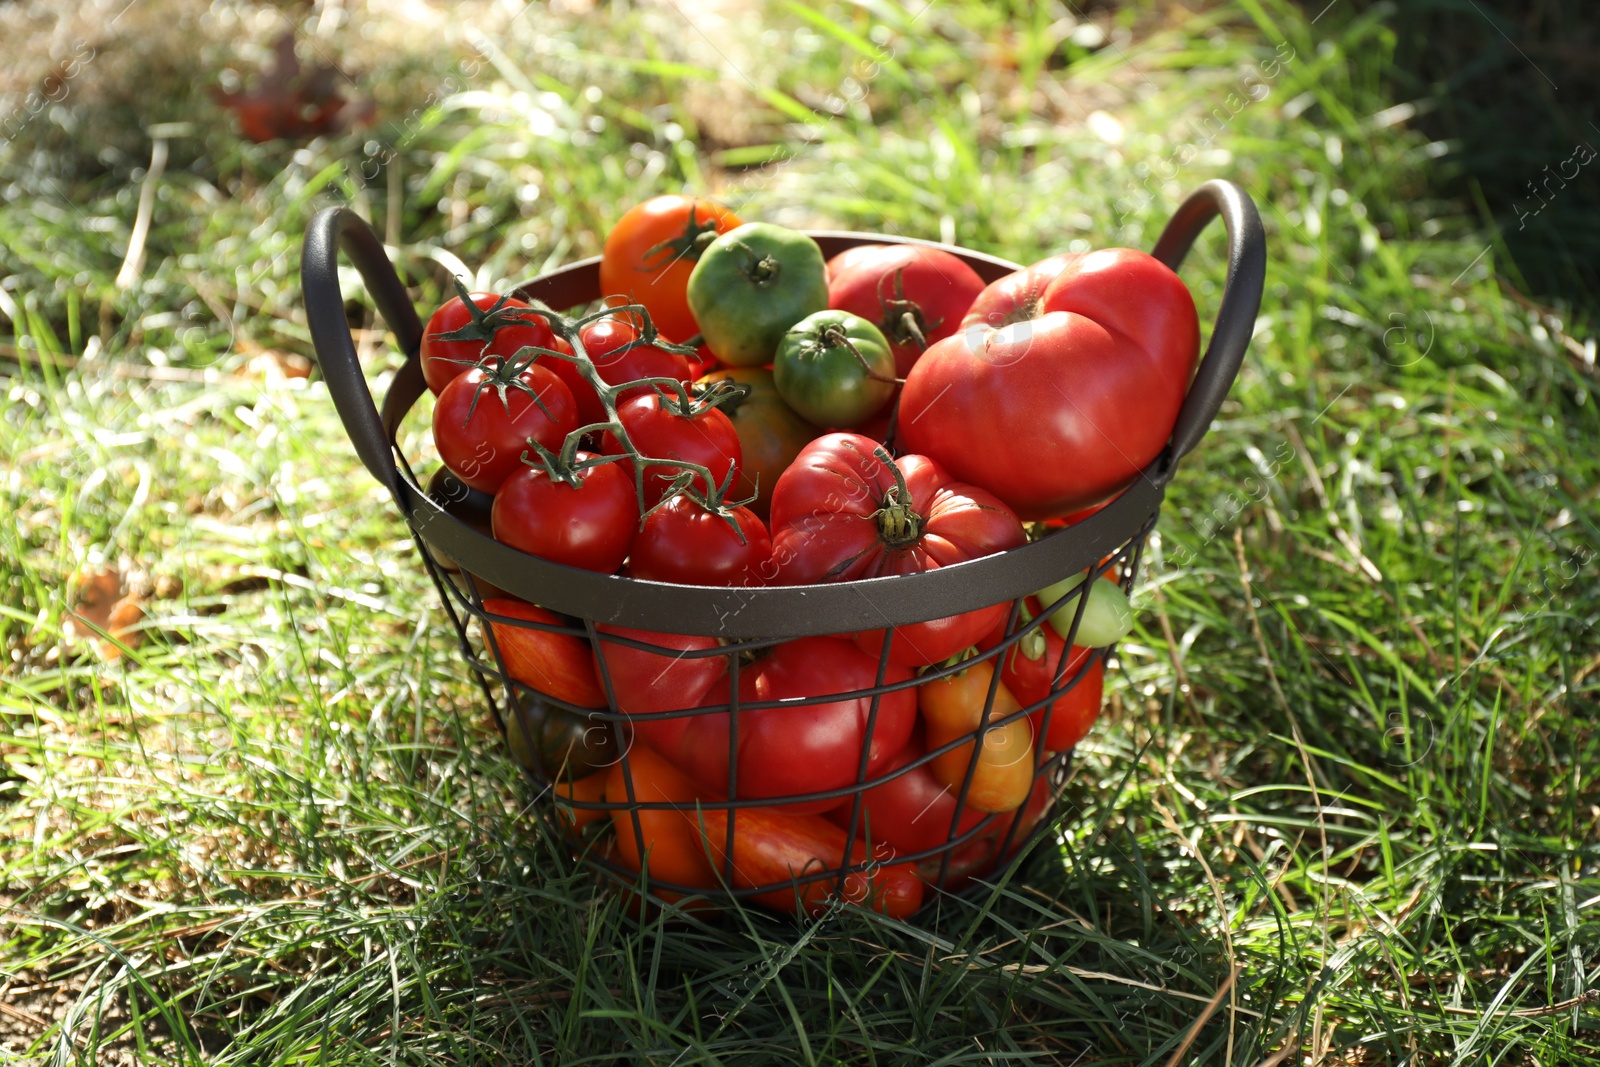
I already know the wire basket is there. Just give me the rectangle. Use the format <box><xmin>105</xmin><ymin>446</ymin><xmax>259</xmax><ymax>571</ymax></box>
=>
<box><xmin>300</xmin><ymin>180</ymin><xmax>1265</xmax><ymax>915</ymax></box>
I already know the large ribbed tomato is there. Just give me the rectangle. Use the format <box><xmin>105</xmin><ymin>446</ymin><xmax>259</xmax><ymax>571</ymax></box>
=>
<box><xmin>767</xmin><ymin>433</ymin><xmax>1026</xmax><ymax>666</ymax></box>
<box><xmin>898</xmin><ymin>248</ymin><xmax>1199</xmax><ymax>519</ymax></box>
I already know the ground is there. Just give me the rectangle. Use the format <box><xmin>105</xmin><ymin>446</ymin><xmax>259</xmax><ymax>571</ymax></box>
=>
<box><xmin>1</xmin><ymin>0</ymin><xmax>1597</xmax><ymax>1064</ymax></box>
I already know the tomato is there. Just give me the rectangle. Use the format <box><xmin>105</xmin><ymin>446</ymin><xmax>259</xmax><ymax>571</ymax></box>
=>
<box><xmin>916</xmin><ymin>773</ymin><xmax>1052</xmax><ymax>890</ymax></box>
<box><xmin>421</xmin><ymin>288</ymin><xmax>570</xmax><ymax>396</ymax></box>
<box><xmin>607</xmin><ymin>743</ymin><xmax>720</xmax><ymax>891</ymax></box>
<box><xmin>481</xmin><ymin>599</ymin><xmax>606</xmax><ymax>708</ymax></box>
<box><xmin>693</xmin><ymin>368</ymin><xmax>817</xmax><ymax>521</ymax></box>
<box><xmin>772</xmin><ymin>309</ymin><xmax>897</xmax><ymax>428</ymax></box>
<box><xmin>919</xmin><ymin>658</ymin><xmax>1036</xmax><ymax>814</ymax></box>
<box><xmin>687</xmin><ymin>223</ymin><xmax>829</xmax><ymax>367</ymax></box>
<box><xmin>564</xmin><ymin>315</ymin><xmax>696</xmax><ymax>427</ymax></box>
<box><xmin>629</xmin><ymin>494</ymin><xmax>772</xmax><ymax>587</ymax></box>
<box><xmin>958</xmin><ymin>253</ymin><xmax>1081</xmax><ymax>330</ymax></box>
<box><xmin>674</xmin><ymin>636</ymin><xmax>917</xmax><ymax>814</ymax></box>
<box><xmin>979</xmin><ymin>606</ymin><xmax>1105</xmax><ymax>753</ymax></box>
<box><xmin>900</xmin><ymin>249</ymin><xmax>1201</xmax><ymax>519</ymax></box>
<box><xmin>432</xmin><ymin>360</ymin><xmax>579</xmax><ymax>493</ymax></box>
<box><xmin>599</xmin><ymin>196</ymin><xmax>743</xmax><ymax>344</ymax></box>
<box><xmin>697</xmin><ymin>805</ymin><xmax>924</xmax><ymax>918</ymax></box>
<box><xmin>552</xmin><ymin>770</ymin><xmax>609</xmax><ymax>832</ymax></box>
<box><xmin>593</xmin><ymin>625</ymin><xmax>730</xmax><ymax>756</ymax></box>
<box><xmin>826</xmin><ymin>725</ymin><xmax>990</xmax><ymax>856</ymax></box>
<box><xmin>502</xmin><ymin>689</ymin><xmax>617</xmax><ymax>779</ymax></box>
<box><xmin>824</xmin><ymin>243</ymin><xmax>899</xmax><ymax>281</ymax></box>
<box><xmin>826</xmin><ymin>245</ymin><xmax>986</xmax><ymax>377</ymax></box>
<box><xmin>768</xmin><ymin>433</ymin><xmax>1026</xmax><ymax>666</ymax></box>
<box><xmin>1035</xmin><ymin>574</ymin><xmax>1134</xmax><ymax>647</ymax></box>
<box><xmin>600</xmin><ymin>392</ymin><xmax>742</xmax><ymax>507</ymax></box>
<box><xmin>491</xmin><ymin>453</ymin><xmax>638</xmax><ymax>573</ymax></box>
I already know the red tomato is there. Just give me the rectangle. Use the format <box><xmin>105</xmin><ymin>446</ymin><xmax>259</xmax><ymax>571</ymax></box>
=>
<box><xmin>979</xmin><ymin>606</ymin><xmax>1106</xmax><ymax>753</ymax></box>
<box><xmin>675</xmin><ymin>636</ymin><xmax>916</xmax><ymax>814</ymax></box>
<box><xmin>481</xmin><ymin>599</ymin><xmax>605</xmax><ymax>708</ymax></box>
<box><xmin>592</xmin><ymin>624</ymin><xmax>729</xmax><ymax>756</ymax></box>
<box><xmin>901</xmin><ymin>249</ymin><xmax>1201</xmax><ymax>519</ymax></box>
<box><xmin>917</xmin><ymin>773</ymin><xmax>1053</xmax><ymax>890</ymax></box>
<box><xmin>421</xmin><ymin>290</ymin><xmax>568</xmax><ymax>395</ymax></box>
<box><xmin>826</xmin><ymin>725</ymin><xmax>990</xmax><ymax>856</ymax></box>
<box><xmin>599</xmin><ymin>196</ymin><xmax>743</xmax><ymax>343</ymax></box>
<box><xmin>607</xmin><ymin>742</ymin><xmax>720</xmax><ymax>891</ymax></box>
<box><xmin>629</xmin><ymin>494</ymin><xmax>772</xmax><ymax>587</ymax></box>
<box><xmin>826</xmin><ymin>245</ymin><xmax>985</xmax><ymax>377</ymax></box>
<box><xmin>767</xmin><ymin>433</ymin><xmax>1026</xmax><ymax>666</ymax></box>
<box><xmin>958</xmin><ymin>253</ymin><xmax>1081</xmax><ymax>330</ymax></box>
<box><xmin>697</xmin><ymin>805</ymin><xmax>924</xmax><ymax>918</ymax></box>
<box><xmin>600</xmin><ymin>393</ymin><xmax>743</xmax><ymax>507</ymax></box>
<box><xmin>565</xmin><ymin>316</ymin><xmax>696</xmax><ymax>427</ymax></box>
<box><xmin>432</xmin><ymin>361</ymin><xmax>579</xmax><ymax>493</ymax></box>
<box><xmin>824</xmin><ymin>243</ymin><xmax>899</xmax><ymax>281</ymax></box>
<box><xmin>491</xmin><ymin>453</ymin><xmax>638</xmax><ymax>573</ymax></box>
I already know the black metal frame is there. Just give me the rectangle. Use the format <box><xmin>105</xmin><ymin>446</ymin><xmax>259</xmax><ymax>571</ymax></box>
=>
<box><xmin>300</xmin><ymin>181</ymin><xmax>1266</xmax><ymax>913</ymax></box>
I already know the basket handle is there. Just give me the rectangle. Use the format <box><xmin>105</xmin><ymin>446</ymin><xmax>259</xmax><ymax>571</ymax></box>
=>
<box><xmin>1149</xmin><ymin>179</ymin><xmax>1266</xmax><ymax>468</ymax></box>
<box><xmin>301</xmin><ymin>206</ymin><xmax>424</xmax><ymax>495</ymax></box>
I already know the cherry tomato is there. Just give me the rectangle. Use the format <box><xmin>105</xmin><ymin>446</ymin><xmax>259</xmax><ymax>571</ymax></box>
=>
<box><xmin>567</xmin><ymin>315</ymin><xmax>696</xmax><ymax>427</ymax></box>
<box><xmin>629</xmin><ymin>494</ymin><xmax>772</xmax><ymax>587</ymax></box>
<box><xmin>607</xmin><ymin>742</ymin><xmax>721</xmax><ymax>892</ymax></box>
<box><xmin>433</xmin><ymin>360</ymin><xmax>579</xmax><ymax>493</ymax></box>
<box><xmin>826</xmin><ymin>244</ymin><xmax>986</xmax><ymax>377</ymax></box>
<box><xmin>697</xmin><ymin>805</ymin><xmax>924</xmax><ymax>918</ymax></box>
<box><xmin>768</xmin><ymin>433</ymin><xmax>1026</xmax><ymax>666</ymax></box>
<box><xmin>674</xmin><ymin>636</ymin><xmax>916</xmax><ymax>814</ymax></box>
<box><xmin>826</xmin><ymin>725</ymin><xmax>990</xmax><ymax>857</ymax></box>
<box><xmin>491</xmin><ymin>453</ymin><xmax>638</xmax><ymax>573</ymax></box>
<box><xmin>481</xmin><ymin>599</ymin><xmax>606</xmax><ymax>709</ymax></box>
<box><xmin>599</xmin><ymin>196</ymin><xmax>743</xmax><ymax>344</ymax></box>
<box><xmin>600</xmin><ymin>392</ymin><xmax>742</xmax><ymax>507</ymax></box>
<box><xmin>919</xmin><ymin>658</ymin><xmax>1036</xmax><ymax>814</ymax></box>
<box><xmin>979</xmin><ymin>606</ymin><xmax>1105</xmax><ymax>753</ymax></box>
<box><xmin>901</xmin><ymin>249</ymin><xmax>1200</xmax><ymax>518</ymax></box>
<box><xmin>593</xmin><ymin>625</ymin><xmax>730</xmax><ymax>756</ymax></box>
<box><xmin>422</xmin><ymin>289</ymin><xmax>568</xmax><ymax>395</ymax></box>
<box><xmin>693</xmin><ymin>368</ymin><xmax>817</xmax><ymax>521</ymax></box>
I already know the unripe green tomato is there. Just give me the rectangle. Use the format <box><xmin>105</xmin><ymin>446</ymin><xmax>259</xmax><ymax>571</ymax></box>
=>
<box><xmin>503</xmin><ymin>694</ymin><xmax>616</xmax><ymax>779</ymax></box>
<box><xmin>686</xmin><ymin>223</ymin><xmax>829</xmax><ymax>367</ymax></box>
<box><xmin>1034</xmin><ymin>573</ymin><xmax>1134</xmax><ymax>647</ymax></box>
<box><xmin>772</xmin><ymin>309</ymin><xmax>896</xmax><ymax>428</ymax></box>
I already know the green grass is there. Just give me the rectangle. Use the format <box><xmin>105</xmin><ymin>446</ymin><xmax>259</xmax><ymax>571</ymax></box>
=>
<box><xmin>2</xmin><ymin>0</ymin><xmax>1598</xmax><ymax>1062</ymax></box>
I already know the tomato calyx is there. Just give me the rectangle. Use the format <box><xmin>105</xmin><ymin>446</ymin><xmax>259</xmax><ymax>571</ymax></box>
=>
<box><xmin>718</xmin><ymin>239</ymin><xmax>784</xmax><ymax>289</ymax></box>
<box><xmin>456</xmin><ymin>353</ymin><xmax>557</xmax><ymax>426</ymax></box>
<box><xmin>688</xmin><ymin>376</ymin><xmax>754</xmax><ymax>416</ymax></box>
<box><xmin>875</xmin><ymin>267</ymin><xmax>940</xmax><ymax>352</ymax></box>
<box><xmin>429</xmin><ymin>276</ymin><xmax>544</xmax><ymax>347</ymax></box>
<box><xmin>520</xmin><ymin>437</ymin><xmax>625</xmax><ymax>490</ymax></box>
<box><xmin>645</xmin><ymin>465</ymin><xmax>760</xmax><ymax>545</ymax></box>
<box><xmin>1005</xmin><ymin>602</ymin><xmax>1047</xmax><ymax>664</ymax></box>
<box><xmin>868</xmin><ymin>444</ymin><xmax>924</xmax><ymax>547</ymax></box>
<box><xmin>650</xmin><ymin>375</ymin><xmax>747</xmax><ymax>420</ymax></box>
<box><xmin>808</xmin><ymin>321</ymin><xmax>902</xmax><ymax>386</ymax></box>
<box><xmin>637</xmin><ymin>205</ymin><xmax>724</xmax><ymax>272</ymax></box>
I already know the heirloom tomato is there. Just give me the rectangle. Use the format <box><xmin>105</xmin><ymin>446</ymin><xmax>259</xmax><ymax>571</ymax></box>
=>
<box><xmin>919</xmin><ymin>658</ymin><xmax>1037</xmax><ymax>814</ymax></box>
<box><xmin>687</xmin><ymin>223</ymin><xmax>828</xmax><ymax>367</ymax></box>
<box><xmin>826</xmin><ymin>244</ymin><xmax>985</xmax><ymax>377</ymax></box>
<box><xmin>978</xmin><ymin>606</ymin><xmax>1105</xmax><ymax>753</ymax></box>
<box><xmin>772</xmin><ymin>309</ymin><xmax>896</xmax><ymax>428</ymax></box>
<box><xmin>599</xmin><ymin>196</ymin><xmax>743</xmax><ymax>343</ymax></box>
<box><xmin>692</xmin><ymin>367</ymin><xmax>816</xmax><ymax>520</ymax></box>
<box><xmin>607</xmin><ymin>742</ymin><xmax>720</xmax><ymax>891</ymax></box>
<box><xmin>593</xmin><ymin>625</ymin><xmax>728</xmax><ymax>756</ymax></box>
<box><xmin>826</xmin><ymin>725</ymin><xmax>989</xmax><ymax>856</ymax></box>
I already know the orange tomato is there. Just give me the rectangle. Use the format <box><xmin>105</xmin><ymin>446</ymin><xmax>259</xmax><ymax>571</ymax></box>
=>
<box><xmin>606</xmin><ymin>743</ymin><xmax>720</xmax><ymax>892</ymax></box>
<box><xmin>553</xmin><ymin>770</ymin><xmax>608</xmax><ymax>832</ymax></box>
<box><xmin>919</xmin><ymin>659</ymin><xmax>1038</xmax><ymax>813</ymax></box>
<box><xmin>599</xmin><ymin>196</ymin><xmax>743</xmax><ymax>343</ymax></box>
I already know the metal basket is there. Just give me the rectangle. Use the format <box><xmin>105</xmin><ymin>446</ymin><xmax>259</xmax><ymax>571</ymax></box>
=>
<box><xmin>300</xmin><ymin>180</ymin><xmax>1265</xmax><ymax>914</ymax></box>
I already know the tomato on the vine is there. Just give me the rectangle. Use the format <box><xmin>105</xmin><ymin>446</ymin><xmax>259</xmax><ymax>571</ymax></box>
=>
<box><xmin>567</xmin><ymin>315</ymin><xmax>696</xmax><ymax>427</ymax></box>
<box><xmin>629</xmin><ymin>493</ymin><xmax>771</xmax><ymax>587</ymax></box>
<box><xmin>768</xmin><ymin>433</ymin><xmax>1026</xmax><ymax>666</ymax></box>
<box><xmin>421</xmin><ymin>288</ymin><xmax>568</xmax><ymax>395</ymax></box>
<box><xmin>600</xmin><ymin>391</ymin><xmax>742</xmax><ymax>507</ymax></box>
<box><xmin>432</xmin><ymin>360</ymin><xmax>579</xmax><ymax>493</ymax></box>
<box><xmin>491</xmin><ymin>453</ymin><xmax>638</xmax><ymax>573</ymax></box>
<box><xmin>599</xmin><ymin>196</ymin><xmax>743</xmax><ymax>344</ymax></box>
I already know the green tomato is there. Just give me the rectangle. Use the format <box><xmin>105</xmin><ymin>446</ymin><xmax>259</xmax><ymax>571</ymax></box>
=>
<box><xmin>1034</xmin><ymin>573</ymin><xmax>1134</xmax><ymax>647</ymax></box>
<box><xmin>687</xmin><ymin>223</ymin><xmax>828</xmax><ymax>367</ymax></box>
<box><xmin>503</xmin><ymin>693</ymin><xmax>615</xmax><ymax>778</ymax></box>
<box><xmin>773</xmin><ymin>310</ymin><xmax>897</xmax><ymax>428</ymax></box>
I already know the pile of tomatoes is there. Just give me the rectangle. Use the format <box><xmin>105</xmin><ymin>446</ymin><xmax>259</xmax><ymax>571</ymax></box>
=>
<box><xmin>417</xmin><ymin>195</ymin><xmax>1201</xmax><ymax>918</ymax></box>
